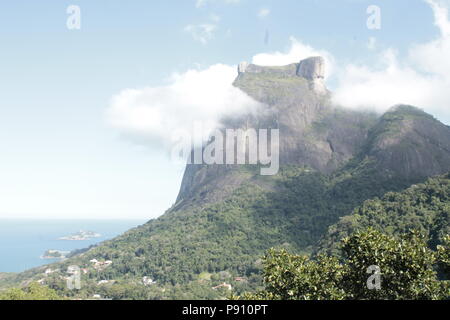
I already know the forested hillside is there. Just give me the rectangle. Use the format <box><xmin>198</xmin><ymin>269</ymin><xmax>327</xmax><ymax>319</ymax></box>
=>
<box><xmin>318</xmin><ymin>173</ymin><xmax>450</xmax><ymax>256</ymax></box>
<box><xmin>0</xmin><ymin>163</ymin><xmax>425</xmax><ymax>299</ymax></box>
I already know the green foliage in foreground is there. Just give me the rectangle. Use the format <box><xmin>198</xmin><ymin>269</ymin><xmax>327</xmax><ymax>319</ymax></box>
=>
<box><xmin>0</xmin><ymin>282</ymin><xmax>62</xmax><ymax>300</ymax></box>
<box><xmin>242</xmin><ymin>229</ymin><xmax>450</xmax><ymax>300</ymax></box>
<box><xmin>437</xmin><ymin>235</ymin><xmax>450</xmax><ymax>279</ymax></box>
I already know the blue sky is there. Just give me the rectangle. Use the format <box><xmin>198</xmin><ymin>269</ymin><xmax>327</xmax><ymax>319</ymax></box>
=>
<box><xmin>0</xmin><ymin>0</ymin><xmax>448</xmax><ymax>219</ymax></box>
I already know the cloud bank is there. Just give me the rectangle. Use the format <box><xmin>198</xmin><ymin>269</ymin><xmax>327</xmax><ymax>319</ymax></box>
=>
<box><xmin>333</xmin><ymin>0</ymin><xmax>450</xmax><ymax>122</ymax></box>
<box><xmin>107</xmin><ymin>64</ymin><xmax>262</xmax><ymax>149</ymax></box>
<box><xmin>107</xmin><ymin>37</ymin><xmax>335</xmax><ymax>151</ymax></box>
<box><xmin>107</xmin><ymin>0</ymin><xmax>450</xmax><ymax>154</ymax></box>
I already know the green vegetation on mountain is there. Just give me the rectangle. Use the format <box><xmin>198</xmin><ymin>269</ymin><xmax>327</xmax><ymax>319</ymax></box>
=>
<box><xmin>3</xmin><ymin>171</ymin><xmax>449</xmax><ymax>300</ymax></box>
<box><xmin>1</xmin><ymin>162</ymin><xmax>420</xmax><ymax>300</ymax></box>
<box><xmin>242</xmin><ymin>174</ymin><xmax>450</xmax><ymax>300</ymax></box>
<box><xmin>318</xmin><ymin>173</ymin><xmax>450</xmax><ymax>256</ymax></box>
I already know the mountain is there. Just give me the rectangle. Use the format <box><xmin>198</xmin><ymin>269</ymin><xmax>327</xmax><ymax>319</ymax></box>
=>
<box><xmin>317</xmin><ymin>172</ymin><xmax>450</xmax><ymax>257</ymax></box>
<box><xmin>177</xmin><ymin>57</ymin><xmax>378</xmax><ymax>207</ymax></box>
<box><xmin>361</xmin><ymin>105</ymin><xmax>450</xmax><ymax>178</ymax></box>
<box><xmin>3</xmin><ymin>57</ymin><xmax>450</xmax><ymax>300</ymax></box>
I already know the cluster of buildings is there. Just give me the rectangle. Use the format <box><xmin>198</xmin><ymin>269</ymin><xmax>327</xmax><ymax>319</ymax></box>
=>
<box><xmin>89</xmin><ymin>259</ymin><xmax>112</xmax><ymax>270</ymax></box>
<box><xmin>97</xmin><ymin>280</ymin><xmax>115</xmax><ymax>285</ymax></box>
<box><xmin>142</xmin><ymin>276</ymin><xmax>155</xmax><ymax>286</ymax></box>
<box><xmin>44</xmin><ymin>268</ymin><xmax>59</xmax><ymax>275</ymax></box>
<box><xmin>212</xmin><ymin>282</ymin><xmax>232</xmax><ymax>291</ymax></box>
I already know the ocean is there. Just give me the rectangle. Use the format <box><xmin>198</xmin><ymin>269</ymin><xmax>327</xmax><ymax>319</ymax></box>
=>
<box><xmin>0</xmin><ymin>219</ymin><xmax>146</xmax><ymax>273</ymax></box>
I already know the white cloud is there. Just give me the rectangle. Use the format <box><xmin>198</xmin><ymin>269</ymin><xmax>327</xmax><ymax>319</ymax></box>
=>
<box><xmin>107</xmin><ymin>64</ymin><xmax>262</xmax><ymax>150</ymax></box>
<box><xmin>425</xmin><ymin>0</ymin><xmax>450</xmax><ymax>36</ymax></box>
<box><xmin>184</xmin><ymin>24</ymin><xmax>217</xmax><ymax>44</ymax></box>
<box><xmin>332</xmin><ymin>0</ymin><xmax>450</xmax><ymax>122</ymax></box>
<box><xmin>411</xmin><ymin>0</ymin><xmax>450</xmax><ymax>76</ymax></box>
<box><xmin>258</xmin><ymin>8</ymin><xmax>271</xmax><ymax>19</ymax></box>
<box><xmin>333</xmin><ymin>50</ymin><xmax>438</xmax><ymax>112</ymax></box>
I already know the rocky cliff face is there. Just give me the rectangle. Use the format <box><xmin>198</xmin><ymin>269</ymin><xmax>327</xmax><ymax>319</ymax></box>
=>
<box><xmin>177</xmin><ymin>57</ymin><xmax>376</xmax><ymax>204</ymax></box>
<box><xmin>296</xmin><ymin>56</ymin><xmax>327</xmax><ymax>94</ymax></box>
<box><xmin>236</xmin><ymin>56</ymin><xmax>327</xmax><ymax>95</ymax></box>
<box><xmin>177</xmin><ymin>57</ymin><xmax>450</xmax><ymax>206</ymax></box>
<box><xmin>364</xmin><ymin>105</ymin><xmax>450</xmax><ymax>178</ymax></box>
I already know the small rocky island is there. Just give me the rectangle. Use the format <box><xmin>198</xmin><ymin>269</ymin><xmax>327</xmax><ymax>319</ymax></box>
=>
<box><xmin>58</xmin><ymin>230</ymin><xmax>101</xmax><ymax>241</ymax></box>
<box><xmin>41</xmin><ymin>249</ymin><xmax>70</xmax><ymax>260</ymax></box>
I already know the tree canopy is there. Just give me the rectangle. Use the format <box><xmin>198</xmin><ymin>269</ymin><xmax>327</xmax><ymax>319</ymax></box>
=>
<box><xmin>243</xmin><ymin>229</ymin><xmax>449</xmax><ymax>300</ymax></box>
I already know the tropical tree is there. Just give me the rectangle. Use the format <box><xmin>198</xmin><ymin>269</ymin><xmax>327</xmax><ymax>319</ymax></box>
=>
<box><xmin>243</xmin><ymin>229</ymin><xmax>449</xmax><ymax>300</ymax></box>
<box><xmin>0</xmin><ymin>282</ymin><xmax>62</xmax><ymax>300</ymax></box>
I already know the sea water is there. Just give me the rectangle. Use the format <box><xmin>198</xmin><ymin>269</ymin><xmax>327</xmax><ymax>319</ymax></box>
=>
<box><xmin>0</xmin><ymin>219</ymin><xmax>146</xmax><ymax>272</ymax></box>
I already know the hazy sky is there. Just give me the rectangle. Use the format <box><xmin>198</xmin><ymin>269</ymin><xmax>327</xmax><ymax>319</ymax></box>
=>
<box><xmin>0</xmin><ymin>0</ymin><xmax>448</xmax><ymax>219</ymax></box>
